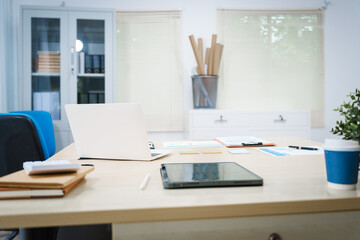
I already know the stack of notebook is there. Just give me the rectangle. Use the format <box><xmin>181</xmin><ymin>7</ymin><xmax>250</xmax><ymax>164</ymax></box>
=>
<box><xmin>0</xmin><ymin>166</ymin><xmax>94</xmax><ymax>200</ymax></box>
<box><xmin>37</xmin><ymin>51</ymin><xmax>61</xmax><ymax>73</ymax></box>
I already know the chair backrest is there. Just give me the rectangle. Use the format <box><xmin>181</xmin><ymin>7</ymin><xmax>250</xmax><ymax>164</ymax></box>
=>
<box><xmin>11</xmin><ymin>111</ymin><xmax>56</xmax><ymax>158</ymax></box>
<box><xmin>0</xmin><ymin>114</ymin><xmax>45</xmax><ymax>177</ymax></box>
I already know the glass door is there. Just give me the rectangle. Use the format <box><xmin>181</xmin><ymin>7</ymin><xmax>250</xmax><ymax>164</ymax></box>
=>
<box><xmin>69</xmin><ymin>11</ymin><xmax>113</xmax><ymax>105</ymax></box>
<box><xmin>23</xmin><ymin>9</ymin><xmax>68</xmax><ymax>128</ymax></box>
<box><xmin>76</xmin><ymin>19</ymin><xmax>105</xmax><ymax>104</ymax></box>
<box><xmin>23</xmin><ymin>8</ymin><xmax>114</xmax><ymax>150</ymax></box>
<box><xmin>31</xmin><ymin>18</ymin><xmax>61</xmax><ymax>119</ymax></box>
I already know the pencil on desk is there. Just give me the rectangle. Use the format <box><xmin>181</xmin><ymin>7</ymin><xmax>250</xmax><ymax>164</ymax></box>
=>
<box><xmin>139</xmin><ymin>173</ymin><xmax>150</xmax><ymax>190</ymax></box>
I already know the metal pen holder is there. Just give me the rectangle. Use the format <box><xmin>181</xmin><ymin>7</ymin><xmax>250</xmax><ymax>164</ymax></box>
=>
<box><xmin>192</xmin><ymin>75</ymin><xmax>218</xmax><ymax>109</ymax></box>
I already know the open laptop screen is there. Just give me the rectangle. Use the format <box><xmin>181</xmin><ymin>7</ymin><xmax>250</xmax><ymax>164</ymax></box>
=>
<box><xmin>65</xmin><ymin>103</ymin><xmax>154</xmax><ymax>160</ymax></box>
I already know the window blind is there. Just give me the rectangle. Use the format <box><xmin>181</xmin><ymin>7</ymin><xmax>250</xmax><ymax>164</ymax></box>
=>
<box><xmin>217</xmin><ymin>9</ymin><xmax>324</xmax><ymax>127</ymax></box>
<box><xmin>0</xmin><ymin>0</ymin><xmax>12</xmax><ymax>112</ymax></box>
<box><xmin>116</xmin><ymin>11</ymin><xmax>183</xmax><ymax>131</ymax></box>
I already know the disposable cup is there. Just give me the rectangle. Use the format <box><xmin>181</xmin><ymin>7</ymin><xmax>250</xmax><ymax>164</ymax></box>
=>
<box><xmin>323</xmin><ymin>139</ymin><xmax>360</xmax><ymax>190</ymax></box>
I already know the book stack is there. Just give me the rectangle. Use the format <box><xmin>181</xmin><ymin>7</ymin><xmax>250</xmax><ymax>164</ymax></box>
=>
<box><xmin>85</xmin><ymin>54</ymin><xmax>92</xmax><ymax>73</ymax></box>
<box><xmin>101</xmin><ymin>55</ymin><xmax>105</xmax><ymax>73</ymax></box>
<box><xmin>93</xmin><ymin>55</ymin><xmax>100</xmax><ymax>73</ymax></box>
<box><xmin>37</xmin><ymin>51</ymin><xmax>61</xmax><ymax>73</ymax></box>
<box><xmin>81</xmin><ymin>54</ymin><xmax>105</xmax><ymax>73</ymax></box>
<box><xmin>0</xmin><ymin>166</ymin><xmax>94</xmax><ymax>199</ymax></box>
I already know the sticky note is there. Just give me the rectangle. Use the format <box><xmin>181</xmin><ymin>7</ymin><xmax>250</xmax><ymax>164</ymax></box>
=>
<box><xmin>201</xmin><ymin>151</ymin><xmax>222</xmax><ymax>154</ymax></box>
<box><xmin>179</xmin><ymin>151</ymin><xmax>200</xmax><ymax>155</ymax></box>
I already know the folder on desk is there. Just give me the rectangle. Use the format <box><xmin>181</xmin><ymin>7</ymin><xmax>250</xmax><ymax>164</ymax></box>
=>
<box><xmin>0</xmin><ymin>166</ymin><xmax>94</xmax><ymax>199</ymax></box>
<box><xmin>0</xmin><ymin>178</ymin><xmax>85</xmax><ymax>199</ymax></box>
<box><xmin>215</xmin><ymin>136</ymin><xmax>275</xmax><ymax>148</ymax></box>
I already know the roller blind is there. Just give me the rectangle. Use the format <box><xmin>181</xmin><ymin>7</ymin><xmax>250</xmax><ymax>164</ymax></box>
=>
<box><xmin>217</xmin><ymin>9</ymin><xmax>324</xmax><ymax>127</ymax></box>
<box><xmin>116</xmin><ymin>11</ymin><xmax>183</xmax><ymax>131</ymax></box>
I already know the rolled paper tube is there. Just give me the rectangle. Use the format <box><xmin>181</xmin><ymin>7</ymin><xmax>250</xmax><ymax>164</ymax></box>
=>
<box><xmin>209</xmin><ymin>34</ymin><xmax>217</xmax><ymax>75</ymax></box>
<box><xmin>205</xmin><ymin>48</ymin><xmax>211</xmax><ymax>74</ymax></box>
<box><xmin>213</xmin><ymin>44</ymin><xmax>221</xmax><ymax>76</ymax></box>
<box><xmin>198</xmin><ymin>38</ymin><xmax>204</xmax><ymax>67</ymax></box>
<box><xmin>189</xmin><ymin>35</ymin><xmax>205</xmax><ymax>75</ymax></box>
<box><xmin>218</xmin><ymin>44</ymin><xmax>224</xmax><ymax>75</ymax></box>
<box><xmin>213</xmin><ymin>44</ymin><xmax>224</xmax><ymax>76</ymax></box>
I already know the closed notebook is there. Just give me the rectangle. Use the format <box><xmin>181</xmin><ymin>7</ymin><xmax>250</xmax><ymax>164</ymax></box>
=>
<box><xmin>0</xmin><ymin>177</ymin><xmax>85</xmax><ymax>200</ymax></box>
<box><xmin>0</xmin><ymin>166</ymin><xmax>94</xmax><ymax>189</ymax></box>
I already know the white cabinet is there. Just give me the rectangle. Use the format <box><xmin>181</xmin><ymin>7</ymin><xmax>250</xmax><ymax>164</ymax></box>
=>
<box><xmin>21</xmin><ymin>7</ymin><xmax>115</xmax><ymax>151</ymax></box>
<box><xmin>113</xmin><ymin>211</ymin><xmax>360</xmax><ymax>240</ymax></box>
<box><xmin>189</xmin><ymin>110</ymin><xmax>310</xmax><ymax>139</ymax></box>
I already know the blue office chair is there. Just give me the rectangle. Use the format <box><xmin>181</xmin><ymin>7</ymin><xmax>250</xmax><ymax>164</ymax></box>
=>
<box><xmin>11</xmin><ymin>111</ymin><xmax>56</xmax><ymax>159</ymax></box>
<box><xmin>1</xmin><ymin>113</ymin><xmax>109</xmax><ymax>240</ymax></box>
<box><xmin>0</xmin><ymin>113</ymin><xmax>49</xmax><ymax>240</ymax></box>
<box><xmin>0</xmin><ymin>113</ymin><xmax>46</xmax><ymax>176</ymax></box>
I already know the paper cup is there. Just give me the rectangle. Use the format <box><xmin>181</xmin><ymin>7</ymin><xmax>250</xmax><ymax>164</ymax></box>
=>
<box><xmin>323</xmin><ymin>139</ymin><xmax>360</xmax><ymax>190</ymax></box>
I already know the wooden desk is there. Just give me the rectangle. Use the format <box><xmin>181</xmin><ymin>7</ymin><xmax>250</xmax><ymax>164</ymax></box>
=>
<box><xmin>1</xmin><ymin>137</ymin><xmax>360</xmax><ymax>239</ymax></box>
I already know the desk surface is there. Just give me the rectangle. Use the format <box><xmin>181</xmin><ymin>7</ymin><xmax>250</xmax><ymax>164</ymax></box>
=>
<box><xmin>1</xmin><ymin>137</ymin><xmax>360</xmax><ymax>229</ymax></box>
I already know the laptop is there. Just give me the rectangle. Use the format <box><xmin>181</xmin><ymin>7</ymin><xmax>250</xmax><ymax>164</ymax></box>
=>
<box><xmin>65</xmin><ymin>103</ymin><xmax>171</xmax><ymax>161</ymax></box>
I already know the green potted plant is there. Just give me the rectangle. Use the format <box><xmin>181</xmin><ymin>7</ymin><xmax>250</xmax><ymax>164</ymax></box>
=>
<box><xmin>324</xmin><ymin>89</ymin><xmax>360</xmax><ymax>190</ymax></box>
<box><xmin>331</xmin><ymin>88</ymin><xmax>360</xmax><ymax>143</ymax></box>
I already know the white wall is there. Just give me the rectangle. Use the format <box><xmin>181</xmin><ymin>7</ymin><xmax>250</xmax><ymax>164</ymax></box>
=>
<box><xmin>10</xmin><ymin>0</ymin><xmax>360</xmax><ymax>142</ymax></box>
<box><xmin>1</xmin><ymin>0</ymin><xmax>17</xmax><ymax>113</ymax></box>
<box><xmin>321</xmin><ymin>0</ymin><xmax>360</xmax><ymax>142</ymax></box>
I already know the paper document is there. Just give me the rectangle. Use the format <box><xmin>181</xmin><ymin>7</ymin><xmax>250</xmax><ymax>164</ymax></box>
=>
<box><xmin>229</xmin><ymin>149</ymin><xmax>250</xmax><ymax>154</ymax></box>
<box><xmin>163</xmin><ymin>141</ymin><xmax>222</xmax><ymax>148</ymax></box>
<box><xmin>257</xmin><ymin>147</ymin><xmax>324</xmax><ymax>156</ymax></box>
<box><xmin>215</xmin><ymin>136</ymin><xmax>275</xmax><ymax>148</ymax></box>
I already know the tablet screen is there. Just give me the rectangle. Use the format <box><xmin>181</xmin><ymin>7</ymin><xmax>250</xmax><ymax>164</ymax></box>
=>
<box><xmin>161</xmin><ymin>162</ymin><xmax>262</xmax><ymax>188</ymax></box>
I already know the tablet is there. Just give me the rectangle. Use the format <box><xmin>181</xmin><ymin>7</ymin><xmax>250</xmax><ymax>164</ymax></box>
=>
<box><xmin>160</xmin><ymin>162</ymin><xmax>263</xmax><ymax>189</ymax></box>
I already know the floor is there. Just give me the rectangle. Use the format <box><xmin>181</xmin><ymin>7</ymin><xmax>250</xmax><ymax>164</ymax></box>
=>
<box><xmin>0</xmin><ymin>225</ymin><xmax>112</xmax><ymax>240</ymax></box>
<box><xmin>0</xmin><ymin>230</ymin><xmax>20</xmax><ymax>240</ymax></box>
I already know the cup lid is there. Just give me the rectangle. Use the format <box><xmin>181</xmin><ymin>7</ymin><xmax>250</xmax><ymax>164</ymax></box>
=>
<box><xmin>323</xmin><ymin>139</ymin><xmax>360</xmax><ymax>151</ymax></box>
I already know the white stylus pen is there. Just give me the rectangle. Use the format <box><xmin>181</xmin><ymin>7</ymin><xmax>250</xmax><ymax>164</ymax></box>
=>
<box><xmin>139</xmin><ymin>173</ymin><xmax>151</xmax><ymax>190</ymax></box>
